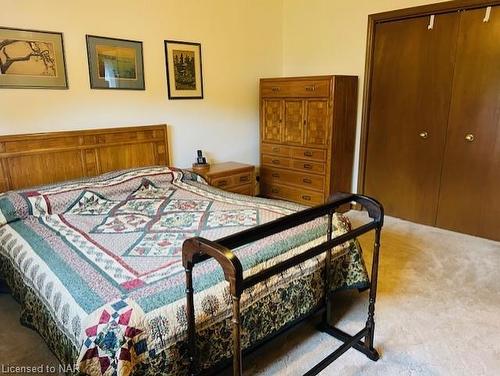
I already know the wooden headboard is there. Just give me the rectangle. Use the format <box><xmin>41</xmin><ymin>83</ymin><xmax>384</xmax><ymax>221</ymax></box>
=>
<box><xmin>0</xmin><ymin>124</ymin><xmax>170</xmax><ymax>192</ymax></box>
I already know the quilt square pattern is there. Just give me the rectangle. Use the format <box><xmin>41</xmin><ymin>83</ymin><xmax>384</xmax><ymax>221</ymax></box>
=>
<box><xmin>131</xmin><ymin>184</ymin><xmax>174</xmax><ymax>200</ymax></box>
<box><xmin>79</xmin><ymin>299</ymin><xmax>148</xmax><ymax>376</ymax></box>
<box><xmin>68</xmin><ymin>191</ymin><xmax>119</xmax><ymax>216</ymax></box>
<box><xmin>206</xmin><ymin>209</ymin><xmax>258</xmax><ymax>228</ymax></box>
<box><xmin>150</xmin><ymin>212</ymin><xmax>203</xmax><ymax>232</ymax></box>
<box><xmin>126</xmin><ymin>232</ymin><xmax>196</xmax><ymax>257</ymax></box>
<box><xmin>115</xmin><ymin>199</ymin><xmax>163</xmax><ymax>216</ymax></box>
<box><xmin>163</xmin><ymin>199</ymin><xmax>210</xmax><ymax>212</ymax></box>
<box><xmin>93</xmin><ymin>214</ymin><xmax>152</xmax><ymax>233</ymax></box>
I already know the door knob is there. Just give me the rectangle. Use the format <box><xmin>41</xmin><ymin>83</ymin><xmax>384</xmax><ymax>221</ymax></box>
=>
<box><xmin>419</xmin><ymin>131</ymin><xmax>429</xmax><ymax>139</ymax></box>
<box><xmin>465</xmin><ymin>134</ymin><xmax>475</xmax><ymax>142</ymax></box>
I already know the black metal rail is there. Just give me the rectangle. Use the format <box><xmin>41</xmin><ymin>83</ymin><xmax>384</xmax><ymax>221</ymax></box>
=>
<box><xmin>182</xmin><ymin>192</ymin><xmax>384</xmax><ymax>375</ymax></box>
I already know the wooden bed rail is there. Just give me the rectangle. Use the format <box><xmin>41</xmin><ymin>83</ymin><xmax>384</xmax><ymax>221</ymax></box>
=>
<box><xmin>182</xmin><ymin>192</ymin><xmax>384</xmax><ymax>375</ymax></box>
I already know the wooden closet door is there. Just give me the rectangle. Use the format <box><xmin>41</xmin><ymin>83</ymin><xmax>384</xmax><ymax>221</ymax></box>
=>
<box><xmin>364</xmin><ymin>13</ymin><xmax>460</xmax><ymax>225</ymax></box>
<box><xmin>436</xmin><ymin>6</ymin><xmax>500</xmax><ymax>241</ymax></box>
<box><xmin>305</xmin><ymin>99</ymin><xmax>329</xmax><ymax>148</ymax></box>
<box><xmin>284</xmin><ymin>100</ymin><xmax>305</xmax><ymax>145</ymax></box>
<box><xmin>262</xmin><ymin>99</ymin><xmax>283</xmax><ymax>143</ymax></box>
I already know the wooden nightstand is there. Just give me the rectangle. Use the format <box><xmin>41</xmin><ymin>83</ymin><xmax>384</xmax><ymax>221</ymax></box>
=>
<box><xmin>189</xmin><ymin>162</ymin><xmax>255</xmax><ymax>196</ymax></box>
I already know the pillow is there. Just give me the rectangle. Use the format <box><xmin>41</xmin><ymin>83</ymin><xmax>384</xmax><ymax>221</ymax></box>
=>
<box><xmin>0</xmin><ymin>192</ymin><xmax>30</xmax><ymax>226</ymax></box>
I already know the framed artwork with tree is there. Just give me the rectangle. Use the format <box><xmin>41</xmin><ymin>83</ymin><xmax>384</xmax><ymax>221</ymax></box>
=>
<box><xmin>164</xmin><ymin>40</ymin><xmax>203</xmax><ymax>99</ymax></box>
<box><xmin>0</xmin><ymin>27</ymin><xmax>68</xmax><ymax>89</ymax></box>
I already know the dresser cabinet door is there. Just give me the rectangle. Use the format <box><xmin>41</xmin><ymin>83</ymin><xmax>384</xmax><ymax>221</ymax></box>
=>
<box><xmin>305</xmin><ymin>99</ymin><xmax>329</xmax><ymax>147</ymax></box>
<box><xmin>262</xmin><ymin>99</ymin><xmax>283</xmax><ymax>143</ymax></box>
<box><xmin>284</xmin><ymin>100</ymin><xmax>304</xmax><ymax>145</ymax></box>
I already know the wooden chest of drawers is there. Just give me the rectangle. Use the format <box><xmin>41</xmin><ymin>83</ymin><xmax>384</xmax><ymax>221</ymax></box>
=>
<box><xmin>259</xmin><ymin>75</ymin><xmax>358</xmax><ymax>205</ymax></box>
<box><xmin>189</xmin><ymin>162</ymin><xmax>255</xmax><ymax>196</ymax></box>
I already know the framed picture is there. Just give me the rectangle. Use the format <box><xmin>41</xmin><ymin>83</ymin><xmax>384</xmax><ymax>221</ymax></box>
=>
<box><xmin>86</xmin><ymin>35</ymin><xmax>144</xmax><ymax>90</ymax></box>
<box><xmin>164</xmin><ymin>40</ymin><xmax>203</xmax><ymax>99</ymax></box>
<box><xmin>0</xmin><ymin>27</ymin><xmax>68</xmax><ymax>89</ymax></box>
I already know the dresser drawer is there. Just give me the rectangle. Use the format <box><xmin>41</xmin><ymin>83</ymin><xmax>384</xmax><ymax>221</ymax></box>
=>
<box><xmin>292</xmin><ymin>159</ymin><xmax>325</xmax><ymax>174</ymax></box>
<box><xmin>261</xmin><ymin>182</ymin><xmax>324</xmax><ymax>206</ymax></box>
<box><xmin>261</xmin><ymin>143</ymin><xmax>292</xmax><ymax>157</ymax></box>
<box><xmin>261</xmin><ymin>79</ymin><xmax>330</xmax><ymax>98</ymax></box>
<box><xmin>262</xmin><ymin>154</ymin><xmax>291</xmax><ymax>168</ymax></box>
<box><xmin>261</xmin><ymin>167</ymin><xmax>325</xmax><ymax>192</ymax></box>
<box><xmin>291</xmin><ymin>147</ymin><xmax>327</xmax><ymax>162</ymax></box>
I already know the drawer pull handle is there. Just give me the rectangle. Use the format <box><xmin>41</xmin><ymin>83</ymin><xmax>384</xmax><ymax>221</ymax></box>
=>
<box><xmin>272</xmin><ymin>159</ymin><xmax>280</xmax><ymax>165</ymax></box>
<box><xmin>271</xmin><ymin>87</ymin><xmax>280</xmax><ymax>92</ymax></box>
<box><xmin>217</xmin><ymin>180</ymin><xmax>228</xmax><ymax>187</ymax></box>
<box><xmin>272</xmin><ymin>188</ymin><xmax>279</xmax><ymax>193</ymax></box>
<box><xmin>303</xmin><ymin>163</ymin><xmax>312</xmax><ymax>170</ymax></box>
<box><xmin>305</xmin><ymin>85</ymin><xmax>316</xmax><ymax>92</ymax></box>
<box><xmin>302</xmin><ymin>195</ymin><xmax>311</xmax><ymax>201</ymax></box>
<box><xmin>272</xmin><ymin>147</ymin><xmax>280</xmax><ymax>152</ymax></box>
<box><xmin>272</xmin><ymin>173</ymin><xmax>280</xmax><ymax>178</ymax></box>
<box><xmin>239</xmin><ymin>175</ymin><xmax>250</xmax><ymax>182</ymax></box>
<box><xmin>304</xmin><ymin>151</ymin><xmax>313</xmax><ymax>157</ymax></box>
<box><xmin>303</xmin><ymin>178</ymin><xmax>312</xmax><ymax>184</ymax></box>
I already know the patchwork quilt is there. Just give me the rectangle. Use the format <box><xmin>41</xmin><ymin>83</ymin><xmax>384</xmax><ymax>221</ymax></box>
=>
<box><xmin>0</xmin><ymin>167</ymin><xmax>369</xmax><ymax>375</ymax></box>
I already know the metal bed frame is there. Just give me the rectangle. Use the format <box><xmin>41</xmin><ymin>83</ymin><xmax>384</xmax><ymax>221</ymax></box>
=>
<box><xmin>182</xmin><ymin>192</ymin><xmax>384</xmax><ymax>375</ymax></box>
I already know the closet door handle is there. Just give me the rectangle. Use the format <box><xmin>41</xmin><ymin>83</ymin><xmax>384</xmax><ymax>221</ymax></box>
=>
<box><xmin>419</xmin><ymin>131</ymin><xmax>429</xmax><ymax>139</ymax></box>
<box><xmin>465</xmin><ymin>134</ymin><xmax>475</xmax><ymax>142</ymax></box>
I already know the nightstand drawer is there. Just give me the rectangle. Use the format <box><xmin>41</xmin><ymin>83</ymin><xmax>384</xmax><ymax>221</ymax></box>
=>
<box><xmin>234</xmin><ymin>171</ymin><xmax>252</xmax><ymax>185</ymax></box>
<box><xmin>227</xmin><ymin>184</ymin><xmax>254</xmax><ymax>196</ymax></box>
<box><xmin>261</xmin><ymin>167</ymin><xmax>324</xmax><ymax>192</ymax></box>
<box><xmin>190</xmin><ymin>162</ymin><xmax>255</xmax><ymax>196</ymax></box>
<box><xmin>211</xmin><ymin>172</ymin><xmax>253</xmax><ymax>189</ymax></box>
<box><xmin>211</xmin><ymin>176</ymin><xmax>234</xmax><ymax>189</ymax></box>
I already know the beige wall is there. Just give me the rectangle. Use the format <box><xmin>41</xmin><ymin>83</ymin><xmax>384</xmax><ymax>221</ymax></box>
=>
<box><xmin>0</xmin><ymin>0</ymin><xmax>283</xmax><ymax>167</ymax></box>
<box><xmin>1</xmin><ymin>0</ymin><xmax>454</xmax><ymax>188</ymax></box>
<box><xmin>282</xmin><ymin>0</ymin><xmax>449</xmax><ymax>190</ymax></box>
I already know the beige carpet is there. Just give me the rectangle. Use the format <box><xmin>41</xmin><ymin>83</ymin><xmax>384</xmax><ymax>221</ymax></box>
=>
<box><xmin>1</xmin><ymin>211</ymin><xmax>499</xmax><ymax>375</ymax></box>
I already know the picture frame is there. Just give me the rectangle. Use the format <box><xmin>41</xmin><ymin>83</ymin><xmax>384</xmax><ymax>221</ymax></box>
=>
<box><xmin>0</xmin><ymin>27</ymin><xmax>68</xmax><ymax>89</ymax></box>
<box><xmin>164</xmin><ymin>40</ymin><xmax>203</xmax><ymax>99</ymax></box>
<box><xmin>86</xmin><ymin>35</ymin><xmax>144</xmax><ymax>90</ymax></box>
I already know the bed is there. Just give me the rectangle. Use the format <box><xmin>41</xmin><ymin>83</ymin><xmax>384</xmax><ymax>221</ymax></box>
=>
<box><xmin>0</xmin><ymin>125</ymin><xmax>382</xmax><ymax>375</ymax></box>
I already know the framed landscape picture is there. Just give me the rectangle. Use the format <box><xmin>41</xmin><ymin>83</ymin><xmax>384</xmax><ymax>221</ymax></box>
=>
<box><xmin>164</xmin><ymin>40</ymin><xmax>203</xmax><ymax>99</ymax></box>
<box><xmin>0</xmin><ymin>27</ymin><xmax>68</xmax><ymax>89</ymax></box>
<box><xmin>86</xmin><ymin>35</ymin><xmax>144</xmax><ymax>90</ymax></box>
